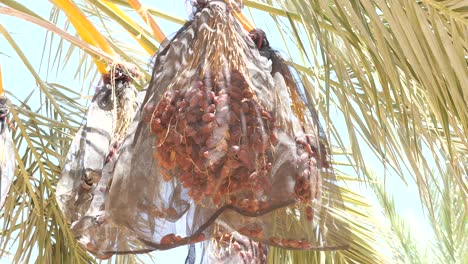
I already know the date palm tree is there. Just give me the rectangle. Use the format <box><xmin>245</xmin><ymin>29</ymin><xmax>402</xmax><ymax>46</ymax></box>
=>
<box><xmin>0</xmin><ymin>0</ymin><xmax>466</xmax><ymax>263</ymax></box>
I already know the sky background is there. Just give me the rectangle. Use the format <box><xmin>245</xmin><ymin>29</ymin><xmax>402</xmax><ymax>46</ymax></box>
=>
<box><xmin>0</xmin><ymin>0</ymin><xmax>433</xmax><ymax>263</ymax></box>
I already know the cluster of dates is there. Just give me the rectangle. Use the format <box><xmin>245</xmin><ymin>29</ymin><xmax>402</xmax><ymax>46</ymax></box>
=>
<box><xmin>268</xmin><ymin>236</ymin><xmax>314</xmax><ymax>250</ymax></box>
<box><xmin>146</xmin><ymin>70</ymin><xmax>321</xmax><ymax>211</ymax></box>
<box><xmin>211</xmin><ymin>231</ymin><xmax>268</xmax><ymax>263</ymax></box>
<box><xmin>158</xmin><ymin>232</ymin><xmax>206</xmax><ymax>247</ymax></box>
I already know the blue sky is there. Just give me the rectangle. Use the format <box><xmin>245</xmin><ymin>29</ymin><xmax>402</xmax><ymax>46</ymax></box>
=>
<box><xmin>0</xmin><ymin>0</ymin><xmax>434</xmax><ymax>263</ymax></box>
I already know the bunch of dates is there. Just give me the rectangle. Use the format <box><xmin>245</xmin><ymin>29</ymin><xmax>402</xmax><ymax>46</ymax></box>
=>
<box><xmin>211</xmin><ymin>231</ymin><xmax>268</xmax><ymax>263</ymax></box>
<box><xmin>145</xmin><ymin>70</ymin><xmax>323</xmax><ymax>211</ymax></box>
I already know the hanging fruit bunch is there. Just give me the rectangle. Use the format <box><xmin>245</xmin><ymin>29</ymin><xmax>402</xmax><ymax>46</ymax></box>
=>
<box><xmin>144</xmin><ymin>0</ymin><xmax>323</xmax><ymax>212</ymax></box>
<box><xmin>0</xmin><ymin>65</ymin><xmax>16</xmax><ymax>209</ymax></box>
<box><xmin>49</xmin><ymin>0</ymin><xmax>181</xmax><ymax>258</ymax></box>
<box><xmin>105</xmin><ymin>0</ymin><xmax>349</xmax><ymax>252</ymax></box>
<box><xmin>212</xmin><ymin>28</ymin><xmax>350</xmax><ymax>251</ymax></box>
<box><xmin>56</xmin><ymin>62</ymin><xmax>150</xmax><ymax>259</ymax></box>
<box><xmin>57</xmin><ymin>63</ymin><xmax>141</xmax><ymax>221</ymax></box>
<box><xmin>147</xmin><ymin>70</ymin><xmax>280</xmax><ymax>208</ymax></box>
<box><xmin>248</xmin><ymin>27</ymin><xmax>331</xmax><ymax>202</ymax></box>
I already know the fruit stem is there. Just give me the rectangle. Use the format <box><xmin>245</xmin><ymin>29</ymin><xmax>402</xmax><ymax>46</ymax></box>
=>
<box><xmin>127</xmin><ymin>0</ymin><xmax>166</xmax><ymax>43</ymax></box>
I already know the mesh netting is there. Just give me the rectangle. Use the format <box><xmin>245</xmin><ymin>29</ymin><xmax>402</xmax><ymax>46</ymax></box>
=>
<box><xmin>200</xmin><ymin>221</ymin><xmax>268</xmax><ymax>264</ymax></box>
<box><xmin>56</xmin><ymin>65</ymin><xmax>152</xmax><ymax>258</ymax></box>
<box><xmin>105</xmin><ymin>0</ymin><xmax>349</xmax><ymax>253</ymax></box>
<box><xmin>0</xmin><ymin>96</ymin><xmax>15</xmax><ymax>209</ymax></box>
<box><xmin>56</xmin><ymin>1</ymin><xmax>349</xmax><ymax>258</ymax></box>
<box><xmin>184</xmin><ymin>221</ymin><xmax>268</xmax><ymax>264</ymax></box>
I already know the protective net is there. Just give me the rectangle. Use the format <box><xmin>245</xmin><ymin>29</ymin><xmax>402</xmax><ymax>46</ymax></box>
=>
<box><xmin>0</xmin><ymin>96</ymin><xmax>15</xmax><ymax>208</ymax></box>
<box><xmin>194</xmin><ymin>221</ymin><xmax>268</xmax><ymax>264</ymax></box>
<box><xmin>214</xmin><ymin>28</ymin><xmax>350</xmax><ymax>250</ymax></box>
<box><xmin>105</xmin><ymin>0</ymin><xmax>349</xmax><ymax>253</ymax></box>
<box><xmin>207</xmin><ymin>231</ymin><xmax>267</xmax><ymax>264</ymax></box>
<box><xmin>56</xmin><ymin>65</ymin><xmax>152</xmax><ymax>258</ymax></box>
